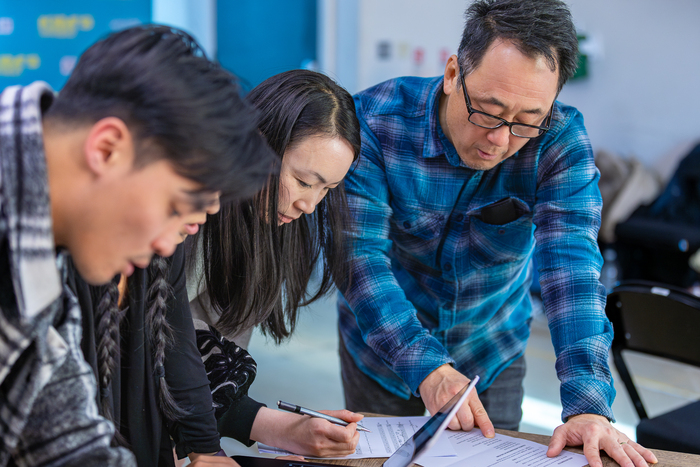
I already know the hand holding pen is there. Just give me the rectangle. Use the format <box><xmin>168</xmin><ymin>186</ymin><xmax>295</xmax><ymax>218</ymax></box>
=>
<box><xmin>278</xmin><ymin>401</ymin><xmax>371</xmax><ymax>432</ymax></box>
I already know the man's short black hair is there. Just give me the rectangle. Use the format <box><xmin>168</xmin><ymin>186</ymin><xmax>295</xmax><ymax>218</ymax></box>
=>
<box><xmin>45</xmin><ymin>25</ymin><xmax>276</xmax><ymax>202</ymax></box>
<box><xmin>458</xmin><ymin>0</ymin><xmax>578</xmax><ymax>93</ymax></box>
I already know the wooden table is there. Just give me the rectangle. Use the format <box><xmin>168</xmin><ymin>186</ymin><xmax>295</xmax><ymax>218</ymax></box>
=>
<box><xmin>220</xmin><ymin>419</ymin><xmax>700</xmax><ymax>467</ymax></box>
<box><xmin>312</xmin><ymin>428</ymin><xmax>700</xmax><ymax>467</ymax></box>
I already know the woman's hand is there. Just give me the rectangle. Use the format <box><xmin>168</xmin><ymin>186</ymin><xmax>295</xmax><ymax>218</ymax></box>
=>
<box><xmin>250</xmin><ymin>407</ymin><xmax>363</xmax><ymax>457</ymax></box>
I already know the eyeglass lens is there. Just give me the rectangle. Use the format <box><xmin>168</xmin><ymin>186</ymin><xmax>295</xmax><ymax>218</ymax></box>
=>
<box><xmin>468</xmin><ymin>112</ymin><xmax>544</xmax><ymax>138</ymax></box>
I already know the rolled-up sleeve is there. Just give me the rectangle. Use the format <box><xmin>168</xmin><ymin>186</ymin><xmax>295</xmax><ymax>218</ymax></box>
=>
<box><xmin>533</xmin><ymin>109</ymin><xmax>616</xmax><ymax>422</ymax></box>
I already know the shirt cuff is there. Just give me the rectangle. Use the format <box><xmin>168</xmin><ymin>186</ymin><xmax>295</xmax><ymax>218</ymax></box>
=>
<box><xmin>175</xmin><ymin>439</ymin><xmax>222</xmax><ymax>460</ymax></box>
<box><xmin>217</xmin><ymin>395</ymin><xmax>266</xmax><ymax>446</ymax></box>
<box><xmin>392</xmin><ymin>335</ymin><xmax>455</xmax><ymax>396</ymax></box>
<box><xmin>560</xmin><ymin>377</ymin><xmax>616</xmax><ymax>423</ymax></box>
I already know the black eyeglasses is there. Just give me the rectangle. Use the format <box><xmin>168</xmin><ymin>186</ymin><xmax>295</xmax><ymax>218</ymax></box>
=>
<box><xmin>459</xmin><ymin>72</ymin><xmax>553</xmax><ymax>139</ymax></box>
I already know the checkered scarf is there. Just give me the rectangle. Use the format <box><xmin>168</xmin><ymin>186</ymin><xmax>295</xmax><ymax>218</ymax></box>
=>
<box><xmin>0</xmin><ymin>82</ymin><xmax>135</xmax><ymax>466</ymax></box>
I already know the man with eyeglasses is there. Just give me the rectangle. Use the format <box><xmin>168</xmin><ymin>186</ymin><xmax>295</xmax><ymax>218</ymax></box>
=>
<box><xmin>337</xmin><ymin>1</ymin><xmax>658</xmax><ymax>467</ymax></box>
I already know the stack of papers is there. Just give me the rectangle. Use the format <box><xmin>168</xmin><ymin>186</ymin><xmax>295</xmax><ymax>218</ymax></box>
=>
<box><xmin>258</xmin><ymin>416</ymin><xmax>588</xmax><ymax>467</ymax></box>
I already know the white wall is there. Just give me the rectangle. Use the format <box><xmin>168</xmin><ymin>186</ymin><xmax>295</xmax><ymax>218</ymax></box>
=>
<box><xmin>560</xmin><ymin>0</ymin><xmax>700</xmax><ymax>167</ymax></box>
<box><xmin>356</xmin><ymin>0</ymin><xmax>465</xmax><ymax>92</ymax></box>
<box><xmin>325</xmin><ymin>0</ymin><xmax>700</xmax><ymax>167</ymax></box>
<box><xmin>320</xmin><ymin>0</ymin><xmax>465</xmax><ymax>94</ymax></box>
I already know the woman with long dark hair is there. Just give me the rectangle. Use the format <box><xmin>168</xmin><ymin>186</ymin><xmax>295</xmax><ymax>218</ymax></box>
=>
<box><xmin>188</xmin><ymin>69</ymin><xmax>363</xmax><ymax>457</ymax></box>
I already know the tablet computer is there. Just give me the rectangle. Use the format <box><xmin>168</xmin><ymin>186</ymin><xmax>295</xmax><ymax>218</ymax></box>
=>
<box><xmin>382</xmin><ymin>375</ymin><xmax>478</xmax><ymax>467</ymax></box>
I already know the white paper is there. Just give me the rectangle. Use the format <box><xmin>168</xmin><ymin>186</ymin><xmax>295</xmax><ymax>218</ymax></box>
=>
<box><xmin>417</xmin><ymin>430</ymin><xmax>588</xmax><ymax>467</ymax></box>
<box><xmin>255</xmin><ymin>445</ymin><xmax>296</xmax><ymax>456</ymax></box>
<box><xmin>258</xmin><ymin>418</ymin><xmax>588</xmax><ymax>467</ymax></box>
<box><xmin>257</xmin><ymin>416</ymin><xmax>456</xmax><ymax>459</ymax></box>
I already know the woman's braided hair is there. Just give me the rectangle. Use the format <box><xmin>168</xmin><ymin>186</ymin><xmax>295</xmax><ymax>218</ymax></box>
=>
<box><xmin>144</xmin><ymin>255</ymin><xmax>188</xmax><ymax>420</ymax></box>
<box><xmin>94</xmin><ymin>277</ymin><xmax>128</xmax><ymax>446</ymax></box>
<box><xmin>94</xmin><ymin>255</ymin><xmax>187</xmax><ymax>443</ymax></box>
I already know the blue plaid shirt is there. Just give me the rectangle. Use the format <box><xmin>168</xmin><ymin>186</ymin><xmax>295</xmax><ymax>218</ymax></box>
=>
<box><xmin>338</xmin><ymin>76</ymin><xmax>615</xmax><ymax>422</ymax></box>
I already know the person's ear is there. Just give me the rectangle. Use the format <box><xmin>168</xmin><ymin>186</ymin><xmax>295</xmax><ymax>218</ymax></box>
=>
<box><xmin>83</xmin><ymin>117</ymin><xmax>134</xmax><ymax>177</ymax></box>
<box><xmin>443</xmin><ymin>55</ymin><xmax>460</xmax><ymax>97</ymax></box>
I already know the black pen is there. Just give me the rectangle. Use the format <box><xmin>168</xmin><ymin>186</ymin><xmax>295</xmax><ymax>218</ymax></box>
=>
<box><xmin>277</xmin><ymin>400</ymin><xmax>371</xmax><ymax>432</ymax></box>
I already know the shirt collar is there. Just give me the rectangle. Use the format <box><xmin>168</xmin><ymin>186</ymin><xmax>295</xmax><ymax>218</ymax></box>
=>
<box><xmin>422</xmin><ymin>77</ymin><xmax>449</xmax><ymax>161</ymax></box>
<box><xmin>422</xmin><ymin>77</ymin><xmax>470</xmax><ymax>168</ymax></box>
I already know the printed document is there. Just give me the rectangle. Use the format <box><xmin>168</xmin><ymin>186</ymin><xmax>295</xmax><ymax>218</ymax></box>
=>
<box><xmin>258</xmin><ymin>416</ymin><xmax>455</xmax><ymax>458</ymax></box>
<box><xmin>258</xmin><ymin>416</ymin><xmax>587</xmax><ymax>467</ymax></box>
<box><xmin>425</xmin><ymin>429</ymin><xmax>588</xmax><ymax>467</ymax></box>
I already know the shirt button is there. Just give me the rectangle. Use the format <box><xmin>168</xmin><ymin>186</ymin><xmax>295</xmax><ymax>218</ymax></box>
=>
<box><xmin>498</xmin><ymin>229</ymin><xmax>506</xmax><ymax>235</ymax></box>
<box><xmin>455</xmin><ymin>214</ymin><xmax>464</xmax><ymax>222</ymax></box>
<box><xmin>444</xmin><ymin>263</ymin><xmax>452</xmax><ymax>272</ymax></box>
<box><xmin>403</xmin><ymin>221</ymin><xmax>411</xmax><ymax>229</ymax></box>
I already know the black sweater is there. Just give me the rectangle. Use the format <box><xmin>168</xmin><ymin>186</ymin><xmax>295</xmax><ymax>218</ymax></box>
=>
<box><xmin>70</xmin><ymin>245</ymin><xmax>221</xmax><ymax>467</ymax></box>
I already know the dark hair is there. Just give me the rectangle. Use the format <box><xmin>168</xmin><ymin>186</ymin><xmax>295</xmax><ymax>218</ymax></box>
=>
<box><xmin>143</xmin><ymin>256</ymin><xmax>186</xmax><ymax>421</ymax></box>
<box><xmin>458</xmin><ymin>0</ymin><xmax>578</xmax><ymax>93</ymax></box>
<box><xmin>94</xmin><ymin>256</ymin><xmax>184</xmax><ymax>446</ymax></box>
<box><xmin>94</xmin><ymin>279</ymin><xmax>128</xmax><ymax>446</ymax></box>
<box><xmin>44</xmin><ymin>24</ymin><xmax>277</xmax><ymax>201</ymax></box>
<box><xmin>193</xmin><ymin>70</ymin><xmax>360</xmax><ymax>343</ymax></box>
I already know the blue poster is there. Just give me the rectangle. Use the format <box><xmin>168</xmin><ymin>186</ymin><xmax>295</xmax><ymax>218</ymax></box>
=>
<box><xmin>0</xmin><ymin>0</ymin><xmax>151</xmax><ymax>90</ymax></box>
<box><xmin>217</xmin><ymin>0</ymin><xmax>316</xmax><ymax>91</ymax></box>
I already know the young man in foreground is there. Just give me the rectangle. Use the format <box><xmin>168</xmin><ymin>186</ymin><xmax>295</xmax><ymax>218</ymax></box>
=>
<box><xmin>0</xmin><ymin>26</ymin><xmax>275</xmax><ymax>466</ymax></box>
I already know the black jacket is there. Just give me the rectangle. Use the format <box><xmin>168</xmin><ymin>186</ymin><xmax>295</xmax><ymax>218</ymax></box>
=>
<box><xmin>70</xmin><ymin>245</ymin><xmax>220</xmax><ymax>467</ymax></box>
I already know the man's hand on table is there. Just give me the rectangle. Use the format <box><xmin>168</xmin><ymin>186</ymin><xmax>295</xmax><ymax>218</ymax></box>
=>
<box><xmin>418</xmin><ymin>364</ymin><xmax>495</xmax><ymax>436</ymax></box>
<box><xmin>547</xmin><ymin>413</ymin><xmax>658</xmax><ymax>467</ymax></box>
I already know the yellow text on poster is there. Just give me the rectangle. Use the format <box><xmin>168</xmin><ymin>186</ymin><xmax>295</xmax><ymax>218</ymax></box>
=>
<box><xmin>38</xmin><ymin>14</ymin><xmax>94</xmax><ymax>38</ymax></box>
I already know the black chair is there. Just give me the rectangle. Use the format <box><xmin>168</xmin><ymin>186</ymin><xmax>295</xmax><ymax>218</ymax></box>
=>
<box><xmin>606</xmin><ymin>280</ymin><xmax>700</xmax><ymax>454</ymax></box>
<box><xmin>613</xmin><ymin>142</ymin><xmax>700</xmax><ymax>289</ymax></box>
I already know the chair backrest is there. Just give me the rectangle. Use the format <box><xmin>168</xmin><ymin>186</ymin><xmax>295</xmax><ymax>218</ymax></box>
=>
<box><xmin>607</xmin><ymin>280</ymin><xmax>700</xmax><ymax>366</ymax></box>
<box><xmin>605</xmin><ymin>280</ymin><xmax>700</xmax><ymax>419</ymax></box>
